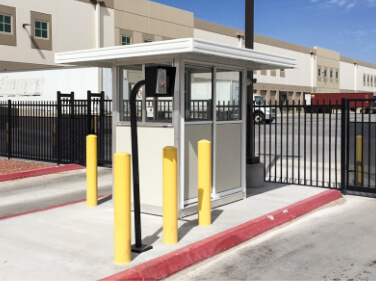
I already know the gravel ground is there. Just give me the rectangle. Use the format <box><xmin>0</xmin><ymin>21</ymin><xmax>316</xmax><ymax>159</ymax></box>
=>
<box><xmin>0</xmin><ymin>158</ymin><xmax>52</xmax><ymax>175</ymax></box>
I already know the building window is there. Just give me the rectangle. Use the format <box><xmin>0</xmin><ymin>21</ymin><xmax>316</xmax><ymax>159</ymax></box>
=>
<box><xmin>30</xmin><ymin>11</ymin><xmax>52</xmax><ymax>50</ymax></box>
<box><xmin>121</xmin><ymin>35</ymin><xmax>131</xmax><ymax>45</ymax></box>
<box><xmin>34</xmin><ymin>20</ymin><xmax>48</xmax><ymax>39</ymax></box>
<box><xmin>144</xmin><ymin>39</ymin><xmax>152</xmax><ymax>43</ymax></box>
<box><xmin>0</xmin><ymin>5</ymin><xmax>16</xmax><ymax>46</ymax></box>
<box><xmin>318</xmin><ymin>68</ymin><xmax>321</xmax><ymax>77</ymax></box>
<box><xmin>363</xmin><ymin>74</ymin><xmax>366</xmax><ymax>86</ymax></box>
<box><xmin>280</xmin><ymin>69</ymin><xmax>285</xmax><ymax>78</ymax></box>
<box><xmin>0</xmin><ymin>13</ymin><xmax>11</xmax><ymax>33</ymax></box>
<box><xmin>330</xmin><ymin>69</ymin><xmax>333</xmax><ymax>78</ymax></box>
<box><xmin>336</xmin><ymin>70</ymin><xmax>339</xmax><ymax>79</ymax></box>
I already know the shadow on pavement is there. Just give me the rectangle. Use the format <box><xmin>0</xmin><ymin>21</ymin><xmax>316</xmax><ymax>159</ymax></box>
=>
<box><xmin>246</xmin><ymin>182</ymin><xmax>288</xmax><ymax>198</ymax></box>
<box><xmin>98</xmin><ymin>194</ymin><xmax>113</xmax><ymax>205</ymax></box>
<box><xmin>177</xmin><ymin>209</ymin><xmax>223</xmax><ymax>241</ymax></box>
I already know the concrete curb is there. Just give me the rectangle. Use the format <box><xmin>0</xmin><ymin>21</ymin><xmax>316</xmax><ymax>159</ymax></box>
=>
<box><xmin>101</xmin><ymin>189</ymin><xmax>343</xmax><ymax>281</ymax></box>
<box><xmin>0</xmin><ymin>164</ymin><xmax>84</xmax><ymax>182</ymax></box>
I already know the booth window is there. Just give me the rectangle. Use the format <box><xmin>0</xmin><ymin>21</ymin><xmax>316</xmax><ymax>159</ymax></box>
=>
<box><xmin>119</xmin><ymin>65</ymin><xmax>143</xmax><ymax>121</ymax></box>
<box><xmin>145</xmin><ymin>63</ymin><xmax>173</xmax><ymax>123</ymax></box>
<box><xmin>185</xmin><ymin>65</ymin><xmax>213</xmax><ymax>121</ymax></box>
<box><xmin>216</xmin><ymin>69</ymin><xmax>241</xmax><ymax>121</ymax></box>
<box><xmin>119</xmin><ymin>64</ymin><xmax>174</xmax><ymax>123</ymax></box>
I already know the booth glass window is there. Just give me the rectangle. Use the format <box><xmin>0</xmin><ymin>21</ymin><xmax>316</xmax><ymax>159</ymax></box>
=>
<box><xmin>119</xmin><ymin>65</ymin><xmax>143</xmax><ymax>121</ymax></box>
<box><xmin>216</xmin><ymin>69</ymin><xmax>241</xmax><ymax>121</ymax></box>
<box><xmin>145</xmin><ymin>63</ymin><xmax>174</xmax><ymax>123</ymax></box>
<box><xmin>119</xmin><ymin>63</ymin><xmax>174</xmax><ymax>123</ymax></box>
<box><xmin>185</xmin><ymin>65</ymin><xmax>213</xmax><ymax>121</ymax></box>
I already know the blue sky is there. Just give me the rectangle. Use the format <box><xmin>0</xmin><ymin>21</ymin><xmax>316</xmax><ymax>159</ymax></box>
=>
<box><xmin>151</xmin><ymin>0</ymin><xmax>376</xmax><ymax>64</ymax></box>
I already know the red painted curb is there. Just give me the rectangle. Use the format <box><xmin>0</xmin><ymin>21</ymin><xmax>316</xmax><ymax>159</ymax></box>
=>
<box><xmin>101</xmin><ymin>189</ymin><xmax>343</xmax><ymax>281</ymax></box>
<box><xmin>0</xmin><ymin>164</ymin><xmax>84</xmax><ymax>182</ymax></box>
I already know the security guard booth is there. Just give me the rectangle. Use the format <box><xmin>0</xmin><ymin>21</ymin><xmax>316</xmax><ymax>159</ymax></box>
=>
<box><xmin>56</xmin><ymin>38</ymin><xmax>297</xmax><ymax>217</ymax></box>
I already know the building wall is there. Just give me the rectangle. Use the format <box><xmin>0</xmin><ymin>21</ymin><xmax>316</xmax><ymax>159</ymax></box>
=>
<box><xmin>0</xmin><ymin>67</ymin><xmax>100</xmax><ymax>100</ymax></box>
<box><xmin>114</xmin><ymin>0</ymin><xmax>193</xmax><ymax>45</ymax></box>
<box><xmin>315</xmin><ymin>47</ymin><xmax>340</xmax><ymax>93</ymax></box>
<box><xmin>0</xmin><ymin>0</ymin><xmax>375</xmax><ymax>101</ymax></box>
<box><xmin>0</xmin><ymin>0</ymin><xmax>100</xmax><ymax>71</ymax></box>
<box><xmin>194</xmin><ymin>20</ymin><xmax>376</xmax><ymax>102</ymax></box>
<box><xmin>339</xmin><ymin>60</ymin><xmax>356</xmax><ymax>92</ymax></box>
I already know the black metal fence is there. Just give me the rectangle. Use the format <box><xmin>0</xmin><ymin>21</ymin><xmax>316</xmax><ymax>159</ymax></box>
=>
<box><xmin>0</xmin><ymin>94</ymin><xmax>112</xmax><ymax>166</ymax></box>
<box><xmin>254</xmin><ymin>99</ymin><xmax>376</xmax><ymax>194</ymax></box>
<box><xmin>254</xmin><ymin>100</ymin><xmax>342</xmax><ymax>189</ymax></box>
<box><xmin>342</xmin><ymin>99</ymin><xmax>376</xmax><ymax>194</ymax></box>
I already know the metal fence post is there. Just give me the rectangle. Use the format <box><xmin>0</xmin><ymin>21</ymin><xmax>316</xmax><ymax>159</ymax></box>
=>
<box><xmin>340</xmin><ymin>98</ymin><xmax>346</xmax><ymax>192</ymax></box>
<box><xmin>87</xmin><ymin>90</ymin><xmax>92</xmax><ymax>135</ymax></box>
<box><xmin>7</xmin><ymin>100</ymin><xmax>11</xmax><ymax>159</ymax></box>
<box><xmin>57</xmin><ymin>92</ymin><xmax>62</xmax><ymax>164</ymax></box>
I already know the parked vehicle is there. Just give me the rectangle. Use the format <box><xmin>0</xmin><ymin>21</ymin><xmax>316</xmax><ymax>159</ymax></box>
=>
<box><xmin>253</xmin><ymin>94</ymin><xmax>275</xmax><ymax>123</ymax></box>
<box><xmin>304</xmin><ymin>92</ymin><xmax>374</xmax><ymax>113</ymax></box>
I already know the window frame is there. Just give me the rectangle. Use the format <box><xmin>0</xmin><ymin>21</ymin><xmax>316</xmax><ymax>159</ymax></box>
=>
<box><xmin>0</xmin><ymin>13</ymin><xmax>12</xmax><ymax>34</ymax></box>
<box><xmin>0</xmin><ymin>4</ymin><xmax>16</xmax><ymax>46</ymax></box>
<box><xmin>30</xmin><ymin>11</ymin><xmax>52</xmax><ymax>51</ymax></box>
<box><xmin>34</xmin><ymin>20</ymin><xmax>49</xmax><ymax>39</ymax></box>
<box><xmin>118</xmin><ymin>62</ymin><xmax>175</xmax><ymax>125</ymax></box>
<box><xmin>121</xmin><ymin>35</ymin><xmax>132</xmax><ymax>45</ymax></box>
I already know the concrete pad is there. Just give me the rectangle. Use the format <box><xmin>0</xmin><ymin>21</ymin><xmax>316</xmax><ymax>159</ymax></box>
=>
<box><xmin>0</xmin><ymin>181</ymin><xmax>342</xmax><ymax>281</ymax></box>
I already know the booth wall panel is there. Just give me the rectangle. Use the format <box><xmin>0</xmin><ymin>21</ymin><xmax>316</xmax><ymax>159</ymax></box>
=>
<box><xmin>215</xmin><ymin>123</ymin><xmax>242</xmax><ymax>193</ymax></box>
<box><xmin>116</xmin><ymin>126</ymin><xmax>174</xmax><ymax>211</ymax></box>
<box><xmin>184</xmin><ymin>124</ymin><xmax>213</xmax><ymax>201</ymax></box>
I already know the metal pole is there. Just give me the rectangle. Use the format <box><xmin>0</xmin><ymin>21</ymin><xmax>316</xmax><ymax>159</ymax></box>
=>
<box><xmin>7</xmin><ymin>100</ymin><xmax>11</xmax><ymax>159</ymax></box>
<box><xmin>245</xmin><ymin>0</ymin><xmax>257</xmax><ymax>164</ymax></box>
<box><xmin>57</xmin><ymin>92</ymin><xmax>62</xmax><ymax>165</ymax></box>
<box><xmin>340</xmin><ymin>98</ymin><xmax>346</xmax><ymax>192</ymax></box>
<box><xmin>130</xmin><ymin>80</ymin><xmax>152</xmax><ymax>253</ymax></box>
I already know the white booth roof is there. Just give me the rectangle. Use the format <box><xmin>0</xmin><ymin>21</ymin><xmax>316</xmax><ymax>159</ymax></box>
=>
<box><xmin>55</xmin><ymin>38</ymin><xmax>297</xmax><ymax>70</ymax></box>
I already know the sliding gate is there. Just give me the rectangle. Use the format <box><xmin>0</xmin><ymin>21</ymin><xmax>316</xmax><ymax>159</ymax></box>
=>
<box><xmin>254</xmin><ymin>101</ymin><xmax>342</xmax><ymax>189</ymax></box>
<box><xmin>341</xmin><ymin>99</ymin><xmax>376</xmax><ymax>193</ymax></box>
<box><xmin>254</xmin><ymin>99</ymin><xmax>376</xmax><ymax>193</ymax></box>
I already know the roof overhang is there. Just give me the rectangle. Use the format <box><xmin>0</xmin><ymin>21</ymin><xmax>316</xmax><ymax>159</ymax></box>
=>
<box><xmin>55</xmin><ymin>38</ymin><xmax>297</xmax><ymax>70</ymax></box>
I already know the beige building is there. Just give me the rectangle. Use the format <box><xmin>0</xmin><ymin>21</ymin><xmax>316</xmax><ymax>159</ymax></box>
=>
<box><xmin>0</xmin><ymin>0</ymin><xmax>376</xmax><ymax>101</ymax></box>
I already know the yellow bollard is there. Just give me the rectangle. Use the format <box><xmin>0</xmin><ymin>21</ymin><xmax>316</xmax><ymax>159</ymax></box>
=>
<box><xmin>114</xmin><ymin>152</ymin><xmax>131</xmax><ymax>264</ymax></box>
<box><xmin>86</xmin><ymin>134</ymin><xmax>98</xmax><ymax>207</ymax></box>
<box><xmin>198</xmin><ymin>140</ymin><xmax>211</xmax><ymax>226</ymax></box>
<box><xmin>356</xmin><ymin>135</ymin><xmax>362</xmax><ymax>186</ymax></box>
<box><xmin>163</xmin><ymin>146</ymin><xmax>178</xmax><ymax>244</ymax></box>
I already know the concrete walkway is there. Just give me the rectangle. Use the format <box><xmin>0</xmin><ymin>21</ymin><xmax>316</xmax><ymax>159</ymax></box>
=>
<box><xmin>0</xmin><ymin>167</ymin><xmax>343</xmax><ymax>281</ymax></box>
